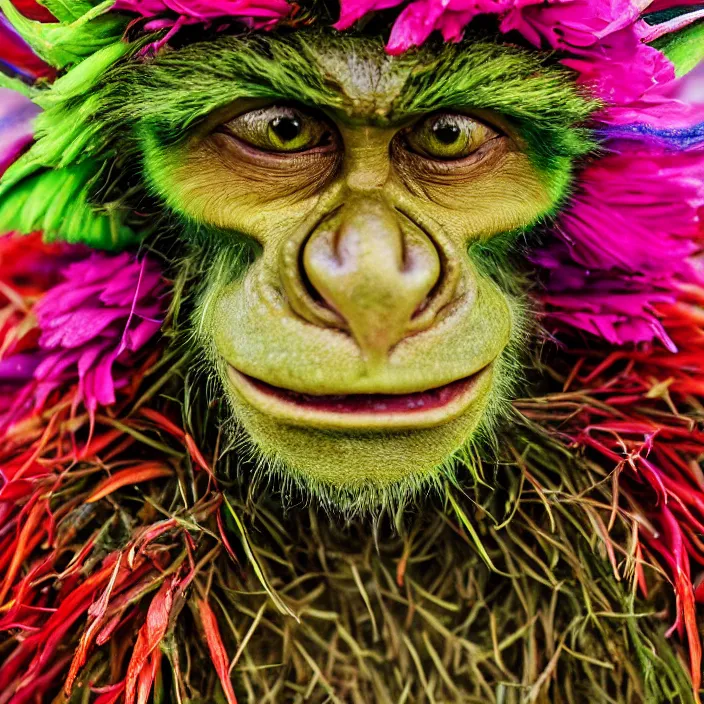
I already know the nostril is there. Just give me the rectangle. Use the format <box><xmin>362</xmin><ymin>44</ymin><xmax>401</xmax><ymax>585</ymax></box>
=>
<box><xmin>283</xmin><ymin>198</ymin><xmax>457</xmax><ymax>361</ymax></box>
<box><xmin>412</xmin><ymin>292</ymin><xmax>435</xmax><ymax>318</ymax></box>
<box><xmin>393</xmin><ymin>208</ymin><xmax>459</xmax><ymax>330</ymax></box>
<box><xmin>297</xmin><ymin>235</ymin><xmax>329</xmax><ymax>310</ymax></box>
<box><xmin>279</xmin><ymin>208</ymin><xmax>348</xmax><ymax>332</ymax></box>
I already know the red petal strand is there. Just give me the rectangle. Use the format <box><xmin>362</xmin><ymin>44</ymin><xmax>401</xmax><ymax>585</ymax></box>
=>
<box><xmin>124</xmin><ymin>575</ymin><xmax>177</xmax><ymax>704</ymax></box>
<box><xmin>139</xmin><ymin>407</ymin><xmax>185</xmax><ymax>441</ymax></box>
<box><xmin>216</xmin><ymin>500</ymin><xmax>240</xmax><ymax>567</ymax></box>
<box><xmin>86</xmin><ymin>463</ymin><xmax>174</xmax><ymax>503</ymax></box>
<box><xmin>0</xmin><ymin>500</ymin><xmax>46</xmax><ymax>605</ymax></box>
<box><xmin>198</xmin><ymin>598</ymin><xmax>238</xmax><ymax>704</ymax></box>
<box><xmin>65</xmin><ymin>554</ymin><xmax>124</xmax><ymax>694</ymax></box>
<box><xmin>93</xmin><ymin>682</ymin><xmax>126</xmax><ymax>704</ymax></box>
<box><xmin>135</xmin><ymin>649</ymin><xmax>161</xmax><ymax>704</ymax></box>
<box><xmin>185</xmin><ymin>433</ymin><xmax>214</xmax><ymax>476</ymax></box>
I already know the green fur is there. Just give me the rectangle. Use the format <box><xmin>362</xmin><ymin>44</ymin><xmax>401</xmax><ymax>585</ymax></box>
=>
<box><xmin>108</xmin><ymin>34</ymin><xmax>591</xmax><ymax>511</ymax></box>
<box><xmin>131</xmin><ymin>33</ymin><xmax>594</xmax><ymax>182</ymax></box>
<box><xmin>392</xmin><ymin>41</ymin><xmax>597</xmax><ymax>175</ymax></box>
<box><xmin>0</xmin><ymin>37</ymin><xmax>142</xmax><ymax>248</ymax></box>
<box><xmin>158</xmin><ymin>217</ymin><xmax>527</xmax><ymax>516</ymax></box>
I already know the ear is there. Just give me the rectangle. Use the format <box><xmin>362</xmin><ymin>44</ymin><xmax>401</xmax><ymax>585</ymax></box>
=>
<box><xmin>645</xmin><ymin>6</ymin><xmax>704</xmax><ymax>77</ymax></box>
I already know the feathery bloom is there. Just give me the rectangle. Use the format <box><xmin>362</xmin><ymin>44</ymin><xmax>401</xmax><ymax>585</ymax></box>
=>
<box><xmin>1</xmin><ymin>249</ymin><xmax>166</xmax><ymax>429</ymax></box>
<box><xmin>32</xmin><ymin>252</ymin><xmax>165</xmax><ymax>417</ymax></box>
<box><xmin>535</xmin><ymin>144</ymin><xmax>704</xmax><ymax>350</ymax></box>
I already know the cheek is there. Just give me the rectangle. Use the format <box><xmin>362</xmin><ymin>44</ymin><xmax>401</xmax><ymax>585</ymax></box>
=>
<box><xmin>145</xmin><ymin>141</ymin><xmax>335</xmax><ymax>237</ymax></box>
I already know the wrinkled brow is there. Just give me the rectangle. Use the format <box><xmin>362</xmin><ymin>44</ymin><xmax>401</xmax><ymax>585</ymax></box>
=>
<box><xmin>111</xmin><ymin>32</ymin><xmax>595</xmax><ymax>168</ymax></box>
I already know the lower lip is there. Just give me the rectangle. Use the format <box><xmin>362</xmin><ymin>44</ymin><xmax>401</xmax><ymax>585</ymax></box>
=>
<box><xmin>227</xmin><ymin>366</ymin><xmax>492</xmax><ymax>431</ymax></box>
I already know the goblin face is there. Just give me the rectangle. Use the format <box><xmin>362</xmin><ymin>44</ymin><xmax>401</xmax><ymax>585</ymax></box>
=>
<box><xmin>144</xmin><ymin>34</ymin><xmax>588</xmax><ymax>499</ymax></box>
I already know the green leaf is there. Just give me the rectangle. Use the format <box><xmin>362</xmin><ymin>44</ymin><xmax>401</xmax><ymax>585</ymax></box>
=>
<box><xmin>652</xmin><ymin>20</ymin><xmax>704</xmax><ymax>77</ymax></box>
<box><xmin>0</xmin><ymin>162</ymin><xmax>141</xmax><ymax>250</ymax></box>
<box><xmin>38</xmin><ymin>0</ymin><xmax>96</xmax><ymax>23</ymax></box>
<box><xmin>0</xmin><ymin>0</ymin><xmax>127</xmax><ymax>69</ymax></box>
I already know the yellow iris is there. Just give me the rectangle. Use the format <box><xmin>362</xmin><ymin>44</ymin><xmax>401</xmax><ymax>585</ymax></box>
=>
<box><xmin>224</xmin><ymin>106</ymin><xmax>328</xmax><ymax>153</ymax></box>
<box><xmin>405</xmin><ymin>113</ymin><xmax>499</xmax><ymax>160</ymax></box>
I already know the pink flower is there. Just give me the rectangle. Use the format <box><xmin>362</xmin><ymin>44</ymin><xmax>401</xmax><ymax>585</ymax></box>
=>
<box><xmin>112</xmin><ymin>0</ymin><xmax>291</xmax><ymax>48</ymax></box>
<box><xmin>1</xmin><ymin>251</ymin><xmax>166</xmax><ymax>429</ymax></box>
<box><xmin>335</xmin><ymin>0</ymin><xmax>700</xmax><ymax>109</ymax></box>
<box><xmin>535</xmin><ymin>143</ymin><xmax>704</xmax><ymax>349</ymax></box>
<box><xmin>536</xmin><ymin>249</ymin><xmax>679</xmax><ymax>350</ymax></box>
<box><xmin>34</xmin><ymin>252</ymin><xmax>165</xmax><ymax>415</ymax></box>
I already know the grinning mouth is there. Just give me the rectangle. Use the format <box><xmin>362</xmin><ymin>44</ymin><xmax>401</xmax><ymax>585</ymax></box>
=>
<box><xmin>227</xmin><ymin>365</ymin><xmax>493</xmax><ymax>431</ymax></box>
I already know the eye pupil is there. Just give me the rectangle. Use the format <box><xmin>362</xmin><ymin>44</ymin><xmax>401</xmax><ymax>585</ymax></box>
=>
<box><xmin>271</xmin><ymin>115</ymin><xmax>302</xmax><ymax>143</ymax></box>
<box><xmin>432</xmin><ymin>122</ymin><xmax>460</xmax><ymax>145</ymax></box>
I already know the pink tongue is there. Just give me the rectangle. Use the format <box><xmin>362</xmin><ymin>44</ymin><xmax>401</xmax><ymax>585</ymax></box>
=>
<box><xmin>246</xmin><ymin>375</ymin><xmax>473</xmax><ymax>414</ymax></box>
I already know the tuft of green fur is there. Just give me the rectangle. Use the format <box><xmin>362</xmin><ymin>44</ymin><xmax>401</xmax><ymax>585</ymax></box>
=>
<box><xmin>134</xmin><ymin>33</ymin><xmax>596</xmax><ymax>205</ymax></box>
<box><xmin>392</xmin><ymin>38</ymin><xmax>598</xmax><ymax>178</ymax></box>
<box><xmin>0</xmin><ymin>161</ymin><xmax>140</xmax><ymax>248</ymax></box>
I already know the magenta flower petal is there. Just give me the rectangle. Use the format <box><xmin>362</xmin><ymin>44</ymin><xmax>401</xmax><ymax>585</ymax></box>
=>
<box><xmin>3</xmin><ymin>252</ymin><xmax>166</xmax><ymax>425</ymax></box>
<box><xmin>535</xmin><ymin>139</ymin><xmax>704</xmax><ymax>349</ymax></box>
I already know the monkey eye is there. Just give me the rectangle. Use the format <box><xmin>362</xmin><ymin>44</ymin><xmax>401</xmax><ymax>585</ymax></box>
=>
<box><xmin>219</xmin><ymin>104</ymin><xmax>336</xmax><ymax>154</ymax></box>
<box><xmin>402</xmin><ymin>112</ymin><xmax>501</xmax><ymax>160</ymax></box>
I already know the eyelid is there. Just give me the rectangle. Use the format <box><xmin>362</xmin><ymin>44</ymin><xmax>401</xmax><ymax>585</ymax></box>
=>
<box><xmin>399</xmin><ymin>111</ymin><xmax>502</xmax><ymax>162</ymax></box>
<box><xmin>216</xmin><ymin>103</ymin><xmax>339</xmax><ymax>155</ymax></box>
<box><xmin>406</xmin><ymin>110</ymin><xmax>504</xmax><ymax>134</ymax></box>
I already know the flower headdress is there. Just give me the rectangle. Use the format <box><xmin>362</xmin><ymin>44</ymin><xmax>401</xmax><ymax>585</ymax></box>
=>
<box><xmin>0</xmin><ymin>1</ymin><xmax>703</xmax><ymax>702</ymax></box>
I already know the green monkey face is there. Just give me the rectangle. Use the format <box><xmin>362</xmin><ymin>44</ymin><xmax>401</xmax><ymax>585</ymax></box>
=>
<box><xmin>141</xmin><ymin>33</ymin><xmax>594</xmax><ymax>505</ymax></box>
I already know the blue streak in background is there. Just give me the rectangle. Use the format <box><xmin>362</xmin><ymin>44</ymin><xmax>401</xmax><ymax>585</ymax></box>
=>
<box><xmin>600</xmin><ymin>122</ymin><xmax>704</xmax><ymax>150</ymax></box>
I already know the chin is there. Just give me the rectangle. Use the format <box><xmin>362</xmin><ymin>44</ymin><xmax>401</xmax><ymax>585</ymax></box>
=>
<box><xmin>219</xmin><ymin>360</ymin><xmax>498</xmax><ymax>510</ymax></box>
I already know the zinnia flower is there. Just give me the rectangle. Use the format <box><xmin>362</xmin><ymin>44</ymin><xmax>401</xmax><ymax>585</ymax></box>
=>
<box><xmin>32</xmin><ymin>252</ymin><xmax>165</xmax><ymax>417</ymax></box>
<box><xmin>1</xmin><ymin>249</ymin><xmax>166</xmax><ymax>429</ymax></box>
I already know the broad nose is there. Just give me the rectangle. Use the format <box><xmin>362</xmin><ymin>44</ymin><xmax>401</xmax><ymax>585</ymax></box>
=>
<box><xmin>301</xmin><ymin>198</ymin><xmax>441</xmax><ymax>363</ymax></box>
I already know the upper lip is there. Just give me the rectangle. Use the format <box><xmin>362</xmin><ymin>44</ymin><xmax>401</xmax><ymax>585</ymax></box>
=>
<box><xmin>226</xmin><ymin>364</ymin><xmax>493</xmax><ymax>431</ymax></box>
